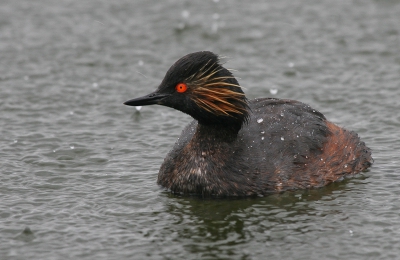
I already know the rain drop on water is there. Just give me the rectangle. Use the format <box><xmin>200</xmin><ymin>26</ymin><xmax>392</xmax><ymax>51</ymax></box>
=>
<box><xmin>281</xmin><ymin>137</ymin><xmax>285</xmax><ymax>141</ymax></box>
<box><xmin>269</xmin><ymin>89</ymin><xmax>278</xmax><ymax>95</ymax></box>
<box><xmin>181</xmin><ymin>10</ymin><xmax>190</xmax><ymax>19</ymax></box>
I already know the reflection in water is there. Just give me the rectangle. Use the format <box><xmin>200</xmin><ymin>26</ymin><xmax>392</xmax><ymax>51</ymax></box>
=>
<box><xmin>161</xmin><ymin>178</ymin><xmax>362</xmax><ymax>258</ymax></box>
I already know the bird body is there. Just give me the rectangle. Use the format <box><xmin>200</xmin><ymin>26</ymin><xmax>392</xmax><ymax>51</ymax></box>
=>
<box><xmin>124</xmin><ymin>51</ymin><xmax>372</xmax><ymax>197</ymax></box>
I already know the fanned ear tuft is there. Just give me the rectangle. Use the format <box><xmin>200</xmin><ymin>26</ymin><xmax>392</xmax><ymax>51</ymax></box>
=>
<box><xmin>183</xmin><ymin>59</ymin><xmax>249</xmax><ymax>122</ymax></box>
<box><xmin>193</xmin><ymin>87</ymin><xmax>247</xmax><ymax>116</ymax></box>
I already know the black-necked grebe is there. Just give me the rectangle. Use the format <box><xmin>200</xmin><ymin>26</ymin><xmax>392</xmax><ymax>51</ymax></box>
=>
<box><xmin>124</xmin><ymin>51</ymin><xmax>372</xmax><ymax>197</ymax></box>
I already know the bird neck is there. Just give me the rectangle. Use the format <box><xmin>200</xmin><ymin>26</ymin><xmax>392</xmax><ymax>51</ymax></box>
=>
<box><xmin>193</xmin><ymin>122</ymin><xmax>239</xmax><ymax>144</ymax></box>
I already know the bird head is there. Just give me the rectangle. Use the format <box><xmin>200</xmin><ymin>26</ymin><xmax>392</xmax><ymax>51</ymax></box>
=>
<box><xmin>124</xmin><ymin>51</ymin><xmax>249</xmax><ymax>129</ymax></box>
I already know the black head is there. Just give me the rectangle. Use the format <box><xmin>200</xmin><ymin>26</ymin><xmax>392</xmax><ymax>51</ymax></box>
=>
<box><xmin>124</xmin><ymin>51</ymin><xmax>249</xmax><ymax>130</ymax></box>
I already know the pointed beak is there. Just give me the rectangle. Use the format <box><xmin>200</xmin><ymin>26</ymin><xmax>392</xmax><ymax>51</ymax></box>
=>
<box><xmin>123</xmin><ymin>92</ymin><xmax>169</xmax><ymax>106</ymax></box>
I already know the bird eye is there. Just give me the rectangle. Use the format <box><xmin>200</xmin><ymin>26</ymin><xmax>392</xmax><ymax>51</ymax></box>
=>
<box><xmin>175</xmin><ymin>83</ymin><xmax>187</xmax><ymax>93</ymax></box>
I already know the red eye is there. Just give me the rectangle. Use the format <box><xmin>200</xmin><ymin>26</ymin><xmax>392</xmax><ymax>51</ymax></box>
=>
<box><xmin>175</xmin><ymin>83</ymin><xmax>187</xmax><ymax>93</ymax></box>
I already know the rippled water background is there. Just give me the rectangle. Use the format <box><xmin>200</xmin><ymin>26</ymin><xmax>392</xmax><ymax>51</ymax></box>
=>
<box><xmin>1</xmin><ymin>0</ymin><xmax>400</xmax><ymax>259</ymax></box>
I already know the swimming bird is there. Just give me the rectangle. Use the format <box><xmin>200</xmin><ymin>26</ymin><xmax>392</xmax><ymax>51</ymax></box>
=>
<box><xmin>124</xmin><ymin>51</ymin><xmax>372</xmax><ymax>197</ymax></box>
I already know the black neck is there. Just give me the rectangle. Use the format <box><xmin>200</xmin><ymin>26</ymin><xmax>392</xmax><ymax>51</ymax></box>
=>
<box><xmin>194</xmin><ymin>123</ymin><xmax>239</xmax><ymax>144</ymax></box>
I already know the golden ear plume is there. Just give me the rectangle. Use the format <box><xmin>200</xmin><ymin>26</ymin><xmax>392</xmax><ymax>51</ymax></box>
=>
<box><xmin>185</xmin><ymin>60</ymin><xmax>248</xmax><ymax>117</ymax></box>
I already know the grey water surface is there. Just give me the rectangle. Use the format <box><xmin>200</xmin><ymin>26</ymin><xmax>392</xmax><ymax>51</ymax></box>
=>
<box><xmin>1</xmin><ymin>0</ymin><xmax>400</xmax><ymax>259</ymax></box>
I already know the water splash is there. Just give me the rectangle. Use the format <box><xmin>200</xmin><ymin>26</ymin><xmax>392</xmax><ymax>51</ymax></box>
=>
<box><xmin>269</xmin><ymin>88</ymin><xmax>278</xmax><ymax>95</ymax></box>
<box><xmin>181</xmin><ymin>10</ymin><xmax>190</xmax><ymax>19</ymax></box>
